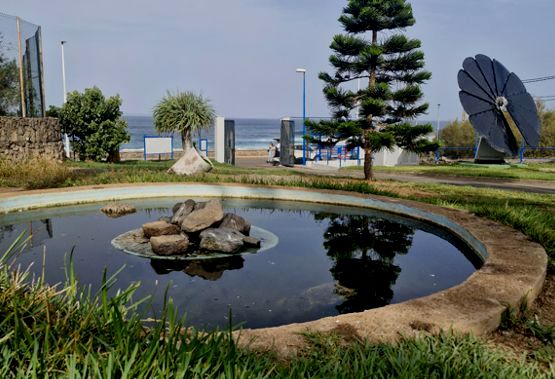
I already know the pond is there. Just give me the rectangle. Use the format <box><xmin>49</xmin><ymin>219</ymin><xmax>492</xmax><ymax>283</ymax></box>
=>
<box><xmin>0</xmin><ymin>198</ymin><xmax>481</xmax><ymax>330</ymax></box>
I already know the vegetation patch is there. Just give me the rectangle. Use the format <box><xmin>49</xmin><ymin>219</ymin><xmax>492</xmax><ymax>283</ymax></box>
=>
<box><xmin>0</xmin><ymin>158</ymin><xmax>73</xmax><ymax>190</ymax></box>
<box><xmin>0</xmin><ymin>159</ymin><xmax>554</xmax><ymax>374</ymax></box>
<box><xmin>342</xmin><ymin>162</ymin><xmax>555</xmax><ymax>181</ymax></box>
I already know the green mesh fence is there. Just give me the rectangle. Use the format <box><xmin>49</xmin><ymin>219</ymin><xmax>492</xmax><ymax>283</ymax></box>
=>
<box><xmin>0</xmin><ymin>12</ymin><xmax>44</xmax><ymax>117</ymax></box>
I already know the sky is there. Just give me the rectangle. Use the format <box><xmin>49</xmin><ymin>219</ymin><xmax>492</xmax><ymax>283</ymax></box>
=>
<box><xmin>2</xmin><ymin>0</ymin><xmax>554</xmax><ymax>120</ymax></box>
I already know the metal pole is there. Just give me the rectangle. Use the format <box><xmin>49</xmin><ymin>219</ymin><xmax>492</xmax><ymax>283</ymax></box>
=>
<box><xmin>302</xmin><ymin>71</ymin><xmax>306</xmax><ymax>165</ymax></box>
<box><xmin>37</xmin><ymin>26</ymin><xmax>46</xmax><ymax>116</ymax></box>
<box><xmin>435</xmin><ymin>103</ymin><xmax>441</xmax><ymax>163</ymax></box>
<box><xmin>436</xmin><ymin>104</ymin><xmax>441</xmax><ymax>139</ymax></box>
<box><xmin>296</xmin><ymin>68</ymin><xmax>307</xmax><ymax>165</ymax></box>
<box><xmin>61</xmin><ymin>41</ymin><xmax>67</xmax><ymax>102</ymax></box>
<box><xmin>16</xmin><ymin>17</ymin><xmax>26</xmax><ymax>117</ymax></box>
<box><xmin>61</xmin><ymin>41</ymin><xmax>70</xmax><ymax>157</ymax></box>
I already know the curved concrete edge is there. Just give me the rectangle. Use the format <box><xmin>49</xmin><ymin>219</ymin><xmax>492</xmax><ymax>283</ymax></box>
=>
<box><xmin>0</xmin><ymin>183</ymin><xmax>547</xmax><ymax>357</ymax></box>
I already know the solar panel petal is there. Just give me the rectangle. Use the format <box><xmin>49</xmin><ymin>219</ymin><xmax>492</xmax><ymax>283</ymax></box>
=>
<box><xmin>458</xmin><ymin>70</ymin><xmax>495</xmax><ymax>104</ymax></box>
<box><xmin>506</xmin><ymin>92</ymin><xmax>541</xmax><ymax>146</ymax></box>
<box><xmin>459</xmin><ymin>91</ymin><xmax>495</xmax><ymax>116</ymax></box>
<box><xmin>462</xmin><ymin>57</ymin><xmax>496</xmax><ymax>100</ymax></box>
<box><xmin>458</xmin><ymin>55</ymin><xmax>541</xmax><ymax>157</ymax></box>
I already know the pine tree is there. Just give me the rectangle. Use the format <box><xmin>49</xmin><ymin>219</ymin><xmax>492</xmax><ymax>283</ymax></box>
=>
<box><xmin>307</xmin><ymin>0</ymin><xmax>438</xmax><ymax>179</ymax></box>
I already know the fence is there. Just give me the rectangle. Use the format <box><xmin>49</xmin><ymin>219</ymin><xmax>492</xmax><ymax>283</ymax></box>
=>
<box><xmin>439</xmin><ymin>145</ymin><xmax>555</xmax><ymax>161</ymax></box>
<box><xmin>0</xmin><ymin>12</ymin><xmax>44</xmax><ymax>117</ymax></box>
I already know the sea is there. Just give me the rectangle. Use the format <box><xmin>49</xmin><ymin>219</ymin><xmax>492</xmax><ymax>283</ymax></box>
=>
<box><xmin>121</xmin><ymin>115</ymin><xmax>449</xmax><ymax>151</ymax></box>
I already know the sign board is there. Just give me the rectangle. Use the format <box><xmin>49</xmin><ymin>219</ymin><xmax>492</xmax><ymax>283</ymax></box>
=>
<box><xmin>144</xmin><ymin>136</ymin><xmax>173</xmax><ymax>160</ymax></box>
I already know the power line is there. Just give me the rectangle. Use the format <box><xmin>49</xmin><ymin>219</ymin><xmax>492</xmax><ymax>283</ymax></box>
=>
<box><xmin>522</xmin><ymin>75</ymin><xmax>555</xmax><ymax>83</ymax></box>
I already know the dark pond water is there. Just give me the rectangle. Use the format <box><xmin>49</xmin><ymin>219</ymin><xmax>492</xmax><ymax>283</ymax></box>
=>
<box><xmin>0</xmin><ymin>198</ymin><xmax>481</xmax><ymax>330</ymax></box>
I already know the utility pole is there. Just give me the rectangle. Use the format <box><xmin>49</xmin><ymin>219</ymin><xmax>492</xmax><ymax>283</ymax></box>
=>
<box><xmin>61</xmin><ymin>41</ymin><xmax>70</xmax><ymax>157</ymax></box>
<box><xmin>435</xmin><ymin>103</ymin><xmax>441</xmax><ymax>163</ymax></box>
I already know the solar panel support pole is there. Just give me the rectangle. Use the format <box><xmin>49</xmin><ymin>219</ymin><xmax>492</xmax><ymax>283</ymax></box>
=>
<box><xmin>474</xmin><ymin>137</ymin><xmax>506</xmax><ymax>164</ymax></box>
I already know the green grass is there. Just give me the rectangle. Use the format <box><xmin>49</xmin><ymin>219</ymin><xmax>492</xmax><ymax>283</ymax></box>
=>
<box><xmin>392</xmin><ymin>182</ymin><xmax>555</xmax><ymax>259</ymax></box>
<box><xmin>342</xmin><ymin>162</ymin><xmax>555</xmax><ymax>181</ymax></box>
<box><xmin>0</xmin><ymin>238</ymin><xmax>550</xmax><ymax>378</ymax></box>
<box><xmin>0</xmin><ymin>158</ymin><xmax>73</xmax><ymax>189</ymax></box>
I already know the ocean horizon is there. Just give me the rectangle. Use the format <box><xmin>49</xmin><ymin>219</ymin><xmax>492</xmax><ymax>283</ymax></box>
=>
<box><xmin>121</xmin><ymin>115</ymin><xmax>450</xmax><ymax>151</ymax></box>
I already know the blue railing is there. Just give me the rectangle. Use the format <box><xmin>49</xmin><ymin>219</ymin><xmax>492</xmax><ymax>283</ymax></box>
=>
<box><xmin>437</xmin><ymin>145</ymin><xmax>555</xmax><ymax>163</ymax></box>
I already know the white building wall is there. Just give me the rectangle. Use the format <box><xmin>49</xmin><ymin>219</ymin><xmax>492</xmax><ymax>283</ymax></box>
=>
<box><xmin>373</xmin><ymin>146</ymin><xmax>419</xmax><ymax>167</ymax></box>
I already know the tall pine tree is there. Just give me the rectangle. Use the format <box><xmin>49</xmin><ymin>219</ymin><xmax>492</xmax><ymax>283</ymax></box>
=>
<box><xmin>307</xmin><ymin>0</ymin><xmax>438</xmax><ymax>180</ymax></box>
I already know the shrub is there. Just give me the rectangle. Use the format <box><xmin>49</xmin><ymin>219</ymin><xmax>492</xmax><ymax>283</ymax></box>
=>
<box><xmin>59</xmin><ymin>87</ymin><xmax>129</xmax><ymax>162</ymax></box>
<box><xmin>0</xmin><ymin>157</ymin><xmax>72</xmax><ymax>189</ymax></box>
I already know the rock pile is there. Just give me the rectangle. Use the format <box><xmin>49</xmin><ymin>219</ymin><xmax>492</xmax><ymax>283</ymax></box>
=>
<box><xmin>141</xmin><ymin>199</ymin><xmax>261</xmax><ymax>256</ymax></box>
<box><xmin>101</xmin><ymin>203</ymin><xmax>137</xmax><ymax>218</ymax></box>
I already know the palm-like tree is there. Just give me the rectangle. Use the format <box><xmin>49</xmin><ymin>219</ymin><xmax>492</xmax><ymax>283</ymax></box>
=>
<box><xmin>153</xmin><ymin>91</ymin><xmax>215</xmax><ymax>175</ymax></box>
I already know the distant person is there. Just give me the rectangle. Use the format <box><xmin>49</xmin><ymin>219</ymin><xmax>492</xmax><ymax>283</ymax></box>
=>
<box><xmin>267</xmin><ymin>142</ymin><xmax>276</xmax><ymax>163</ymax></box>
<box><xmin>275</xmin><ymin>140</ymin><xmax>280</xmax><ymax>158</ymax></box>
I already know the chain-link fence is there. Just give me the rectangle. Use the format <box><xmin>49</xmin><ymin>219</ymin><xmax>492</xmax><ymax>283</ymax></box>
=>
<box><xmin>0</xmin><ymin>12</ymin><xmax>44</xmax><ymax>117</ymax></box>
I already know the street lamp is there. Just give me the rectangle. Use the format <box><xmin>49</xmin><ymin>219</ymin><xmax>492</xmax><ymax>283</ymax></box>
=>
<box><xmin>436</xmin><ymin>103</ymin><xmax>441</xmax><ymax>140</ymax></box>
<box><xmin>61</xmin><ymin>41</ymin><xmax>70</xmax><ymax>157</ymax></box>
<box><xmin>435</xmin><ymin>103</ymin><xmax>441</xmax><ymax>163</ymax></box>
<box><xmin>296</xmin><ymin>68</ymin><xmax>306</xmax><ymax>165</ymax></box>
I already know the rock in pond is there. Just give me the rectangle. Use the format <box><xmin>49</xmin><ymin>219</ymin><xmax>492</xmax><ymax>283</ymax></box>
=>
<box><xmin>219</xmin><ymin>213</ymin><xmax>251</xmax><ymax>235</ymax></box>
<box><xmin>181</xmin><ymin>200</ymin><xmax>224</xmax><ymax>233</ymax></box>
<box><xmin>171</xmin><ymin>199</ymin><xmax>196</xmax><ymax>225</ymax></box>
<box><xmin>199</xmin><ymin>228</ymin><xmax>245</xmax><ymax>253</ymax></box>
<box><xmin>101</xmin><ymin>203</ymin><xmax>136</xmax><ymax>218</ymax></box>
<box><xmin>142</xmin><ymin>220</ymin><xmax>180</xmax><ymax>238</ymax></box>
<box><xmin>242</xmin><ymin>236</ymin><xmax>261</xmax><ymax>248</ymax></box>
<box><xmin>150</xmin><ymin>234</ymin><xmax>189</xmax><ymax>256</ymax></box>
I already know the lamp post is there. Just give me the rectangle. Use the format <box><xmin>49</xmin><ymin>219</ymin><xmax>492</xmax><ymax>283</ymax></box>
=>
<box><xmin>435</xmin><ymin>103</ymin><xmax>441</xmax><ymax>163</ymax></box>
<box><xmin>436</xmin><ymin>103</ymin><xmax>441</xmax><ymax>139</ymax></box>
<box><xmin>296</xmin><ymin>68</ymin><xmax>306</xmax><ymax>165</ymax></box>
<box><xmin>61</xmin><ymin>41</ymin><xmax>70</xmax><ymax>157</ymax></box>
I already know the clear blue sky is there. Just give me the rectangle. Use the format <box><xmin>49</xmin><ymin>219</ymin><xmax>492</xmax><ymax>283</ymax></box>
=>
<box><xmin>3</xmin><ymin>0</ymin><xmax>554</xmax><ymax>120</ymax></box>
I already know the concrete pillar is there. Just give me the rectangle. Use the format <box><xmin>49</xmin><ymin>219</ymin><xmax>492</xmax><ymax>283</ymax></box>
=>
<box><xmin>280</xmin><ymin>117</ymin><xmax>295</xmax><ymax>167</ymax></box>
<box><xmin>214</xmin><ymin>116</ymin><xmax>225</xmax><ymax>163</ymax></box>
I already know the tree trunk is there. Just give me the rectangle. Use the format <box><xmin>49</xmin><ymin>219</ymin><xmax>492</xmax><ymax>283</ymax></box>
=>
<box><xmin>168</xmin><ymin>129</ymin><xmax>213</xmax><ymax>176</ymax></box>
<box><xmin>363</xmin><ymin>30</ymin><xmax>379</xmax><ymax>181</ymax></box>
<box><xmin>107</xmin><ymin>149</ymin><xmax>120</xmax><ymax>163</ymax></box>
<box><xmin>363</xmin><ymin>130</ymin><xmax>373</xmax><ymax>181</ymax></box>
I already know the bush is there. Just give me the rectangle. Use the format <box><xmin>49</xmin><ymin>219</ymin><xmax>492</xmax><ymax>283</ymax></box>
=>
<box><xmin>59</xmin><ymin>87</ymin><xmax>129</xmax><ymax>162</ymax></box>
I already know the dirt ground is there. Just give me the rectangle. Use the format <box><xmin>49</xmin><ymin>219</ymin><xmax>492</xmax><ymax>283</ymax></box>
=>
<box><xmin>487</xmin><ymin>263</ymin><xmax>555</xmax><ymax>364</ymax></box>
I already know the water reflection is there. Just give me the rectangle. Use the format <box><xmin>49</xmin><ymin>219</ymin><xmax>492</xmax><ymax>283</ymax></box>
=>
<box><xmin>0</xmin><ymin>220</ymin><xmax>53</xmax><ymax>248</ymax></box>
<box><xmin>150</xmin><ymin>256</ymin><xmax>244</xmax><ymax>281</ymax></box>
<box><xmin>0</xmin><ymin>200</ymin><xmax>479</xmax><ymax>329</ymax></box>
<box><xmin>315</xmin><ymin>214</ymin><xmax>415</xmax><ymax>313</ymax></box>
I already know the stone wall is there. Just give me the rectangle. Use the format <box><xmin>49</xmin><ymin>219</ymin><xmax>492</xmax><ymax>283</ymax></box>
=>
<box><xmin>0</xmin><ymin>117</ymin><xmax>64</xmax><ymax>161</ymax></box>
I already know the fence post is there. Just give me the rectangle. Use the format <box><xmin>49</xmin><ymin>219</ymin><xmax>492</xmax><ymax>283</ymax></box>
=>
<box><xmin>16</xmin><ymin>17</ymin><xmax>26</xmax><ymax>117</ymax></box>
